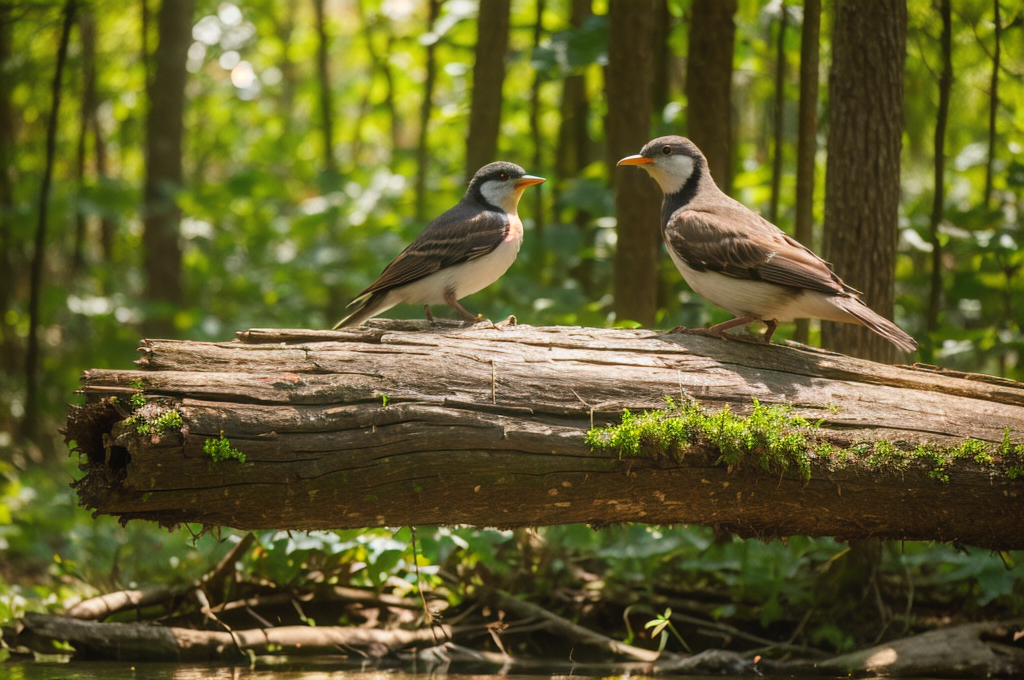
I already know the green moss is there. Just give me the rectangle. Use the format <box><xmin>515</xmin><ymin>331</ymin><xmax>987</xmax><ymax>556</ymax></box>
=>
<box><xmin>128</xmin><ymin>409</ymin><xmax>183</xmax><ymax>436</ymax></box>
<box><xmin>204</xmin><ymin>432</ymin><xmax>246</xmax><ymax>464</ymax></box>
<box><xmin>586</xmin><ymin>398</ymin><xmax>814</xmax><ymax>480</ymax></box>
<box><xmin>129</xmin><ymin>392</ymin><xmax>146</xmax><ymax>409</ymax></box>
<box><xmin>587</xmin><ymin>398</ymin><xmax>1024</xmax><ymax>484</ymax></box>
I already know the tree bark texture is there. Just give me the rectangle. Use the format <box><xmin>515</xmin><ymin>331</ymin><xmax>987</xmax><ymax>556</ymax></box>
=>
<box><xmin>606</xmin><ymin>0</ymin><xmax>661</xmax><ymax>326</ymax></box>
<box><xmin>821</xmin><ymin>0</ymin><xmax>906</xmax><ymax>364</ymax></box>
<box><xmin>68</xmin><ymin>321</ymin><xmax>1024</xmax><ymax>549</ymax></box>
<box><xmin>927</xmin><ymin>0</ymin><xmax>952</xmax><ymax>338</ymax></box>
<box><xmin>685</xmin><ymin>0</ymin><xmax>737</xmax><ymax>195</ymax></box>
<box><xmin>465</xmin><ymin>0</ymin><xmax>510</xmax><ymax>180</ymax></box>
<box><xmin>142</xmin><ymin>0</ymin><xmax>193</xmax><ymax>336</ymax></box>
<box><xmin>793</xmin><ymin>0</ymin><xmax>820</xmax><ymax>346</ymax></box>
<box><xmin>768</xmin><ymin>2</ymin><xmax>787</xmax><ymax>225</ymax></box>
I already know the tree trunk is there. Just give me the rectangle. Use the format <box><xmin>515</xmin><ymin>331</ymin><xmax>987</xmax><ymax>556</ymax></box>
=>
<box><xmin>821</xmin><ymin>0</ymin><xmax>906</xmax><ymax>363</ymax></box>
<box><xmin>793</xmin><ymin>0</ymin><xmax>820</xmax><ymax>346</ymax></box>
<box><xmin>0</xmin><ymin>7</ymin><xmax>15</xmax><ymax>336</ymax></box>
<box><xmin>651</xmin><ymin>0</ymin><xmax>672</xmax><ymax>114</ymax></box>
<box><xmin>67</xmin><ymin>321</ymin><xmax>1024</xmax><ymax>549</ymax></box>
<box><xmin>768</xmin><ymin>2</ymin><xmax>787</xmax><ymax>225</ymax></box>
<box><xmin>142</xmin><ymin>0</ymin><xmax>193</xmax><ymax>337</ymax></box>
<box><xmin>313</xmin><ymin>0</ymin><xmax>336</xmax><ymax>175</ymax></box>
<box><xmin>465</xmin><ymin>0</ymin><xmax>510</xmax><ymax>180</ymax></box>
<box><xmin>414</xmin><ymin>0</ymin><xmax>443</xmax><ymax>221</ymax></box>
<box><xmin>684</xmin><ymin>0</ymin><xmax>736</xmax><ymax>194</ymax></box>
<box><xmin>984</xmin><ymin>0</ymin><xmax>1000</xmax><ymax>210</ymax></box>
<box><xmin>607</xmin><ymin>0</ymin><xmax>661</xmax><ymax>326</ymax></box>
<box><xmin>23</xmin><ymin>0</ymin><xmax>77</xmax><ymax>441</ymax></box>
<box><xmin>73</xmin><ymin>6</ymin><xmax>98</xmax><ymax>274</ymax></box>
<box><xmin>926</xmin><ymin>0</ymin><xmax>952</xmax><ymax>338</ymax></box>
<box><xmin>528</xmin><ymin>0</ymin><xmax>545</xmax><ymax>248</ymax></box>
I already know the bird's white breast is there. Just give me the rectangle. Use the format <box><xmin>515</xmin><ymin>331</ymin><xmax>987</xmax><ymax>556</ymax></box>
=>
<box><xmin>667</xmin><ymin>248</ymin><xmax>853</xmax><ymax>323</ymax></box>
<box><xmin>392</xmin><ymin>215</ymin><xmax>523</xmax><ymax>306</ymax></box>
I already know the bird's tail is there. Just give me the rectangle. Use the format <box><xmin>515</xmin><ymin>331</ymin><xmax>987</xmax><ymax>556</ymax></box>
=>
<box><xmin>833</xmin><ymin>296</ymin><xmax>918</xmax><ymax>354</ymax></box>
<box><xmin>332</xmin><ymin>291</ymin><xmax>394</xmax><ymax>329</ymax></box>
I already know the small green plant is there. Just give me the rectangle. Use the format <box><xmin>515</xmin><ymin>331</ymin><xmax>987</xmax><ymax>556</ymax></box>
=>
<box><xmin>204</xmin><ymin>432</ymin><xmax>246</xmax><ymax>464</ymax></box>
<box><xmin>128</xmin><ymin>409</ymin><xmax>182</xmax><ymax>436</ymax></box>
<box><xmin>644</xmin><ymin>608</ymin><xmax>691</xmax><ymax>653</ymax></box>
<box><xmin>381</xmin><ymin>394</ymin><xmax>390</xmax><ymax>407</ymax></box>
<box><xmin>129</xmin><ymin>391</ymin><xmax>146</xmax><ymax>409</ymax></box>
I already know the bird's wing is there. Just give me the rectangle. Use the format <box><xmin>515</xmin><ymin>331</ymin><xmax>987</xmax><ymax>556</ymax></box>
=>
<box><xmin>354</xmin><ymin>203</ymin><xmax>509</xmax><ymax>299</ymax></box>
<box><xmin>665</xmin><ymin>208</ymin><xmax>851</xmax><ymax>296</ymax></box>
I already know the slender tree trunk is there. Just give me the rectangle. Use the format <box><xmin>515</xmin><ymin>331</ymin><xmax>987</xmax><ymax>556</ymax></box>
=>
<box><xmin>984</xmin><ymin>0</ymin><xmax>1000</xmax><ymax>210</ymax></box>
<box><xmin>415</xmin><ymin>0</ymin><xmax>443</xmax><ymax>221</ymax></box>
<box><xmin>768</xmin><ymin>2</ymin><xmax>787</xmax><ymax>225</ymax></box>
<box><xmin>684</xmin><ymin>0</ymin><xmax>737</xmax><ymax>194</ymax></box>
<box><xmin>73</xmin><ymin>7</ymin><xmax>98</xmax><ymax>274</ymax></box>
<box><xmin>607</xmin><ymin>0</ymin><xmax>660</xmax><ymax>326</ymax></box>
<box><xmin>793</xmin><ymin>0</ymin><xmax>820</xmax><ymax>345</ymax></box>
<box><xmin>23</xmin><ymin>0</ymin><xmax>77</xmax><ymax>440</ymax></box>
<box><xmin>0</xmin><ymin>7</ymin><xmax>15</xmax><ymax>334</ymax></box>
<box><xmin>313</xmin><ymin>0</ymin><xmax>336</xmax><ymax>175</ymax></box>
<box><xmin>142</xmin><ymin>0</ymin><xmax>193</xmax><ymax>337</ymax></box>
<box><xmin>651</xmin><ymin>0</ymin><xmax>671</xmax><ymax>114</ymax></box>
<box><xmin>926</xmin><ymin>0</ymin><xmax>952</xmax><ymax>338</ymax></box>
<box><xmin>354</xmin><ymin>2</ymin><xmax>398</xmax><ymax>163</ymax></box>
<box><xmin>141</xmin><ymin>0</ymin><xmax>151</xmax><ymax>92</ymax></box>
<box><xmin>529</xmin><ymin>0</ymin><xmax>545</xmax><ymax>248</ymax></box>
<box><xmin>465</xmin><ymin>0</ymin><xmax>510</xmax><ymax>180</ymax></box>
<box><xmin>822</xmin><ymin>0</ymin><xmax>907</xmax><ymax>363</ymax></box>
<box><xmin>94</xmin><ymin>106</ymin><xmax>113</xmax><ymax>262</ymax></box>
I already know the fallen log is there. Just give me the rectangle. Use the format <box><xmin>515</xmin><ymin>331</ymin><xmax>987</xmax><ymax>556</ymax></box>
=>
<box><xmin>66</xmin><ymin>321</ymin><xmax>1024</xmax><ymax>548</ymax></box>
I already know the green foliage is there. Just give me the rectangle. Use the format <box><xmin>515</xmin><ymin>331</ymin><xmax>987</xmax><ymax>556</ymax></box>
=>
<box><xmin>204</xmin><ymin>433</ymin><xmax>246</xmax><ymax>464</ymax></box>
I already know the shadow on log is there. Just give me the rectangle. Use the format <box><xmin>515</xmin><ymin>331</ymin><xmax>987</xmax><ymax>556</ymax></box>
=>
<box><xmin>66</xmin><ymin>321</ymin><xmax>1024</xmax><ymax>548</ymax></box>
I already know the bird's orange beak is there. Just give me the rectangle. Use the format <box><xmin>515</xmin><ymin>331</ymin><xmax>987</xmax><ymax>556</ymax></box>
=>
<box><xmin>514</xmin><ymin>175</ymin><xmax>546</xmax><ymax>188</ymax></box>
<box><xmin>617</xmin><ymin>154</ymin><xmax>654</xmax><ymax>166</ymax></box>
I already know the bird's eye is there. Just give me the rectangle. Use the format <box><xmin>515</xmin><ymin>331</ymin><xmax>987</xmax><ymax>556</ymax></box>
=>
<box><xmin>499</xmin><ymin>172</ymin><xmax>508</xmax><ymax>181</ymax></box>
<box><xmin>661</xmin><ymin>145</ymin><xmax>672</xmax><ymax>155</ymax></box>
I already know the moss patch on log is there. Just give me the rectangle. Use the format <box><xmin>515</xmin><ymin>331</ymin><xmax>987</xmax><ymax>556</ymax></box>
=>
<box><xmin>204</xmin><ymin>432</ymin><xmax>246</xmax><ymax>464</ymax></box>
<box><xmin>586</xmin><ymin>398</ymin><xmax>1024</xmax><ymax>482</ymax></box>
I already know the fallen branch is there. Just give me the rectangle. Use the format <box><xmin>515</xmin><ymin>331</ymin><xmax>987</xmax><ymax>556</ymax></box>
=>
<box><xmin>13</xmin><ymin>613</ymin><xmax>452</xmax><ymax>662</ymax></box>
<box><xmin>66</xmin><ymin>321</ymin><xmax>1024</xmax><ymax>548</ymax></box>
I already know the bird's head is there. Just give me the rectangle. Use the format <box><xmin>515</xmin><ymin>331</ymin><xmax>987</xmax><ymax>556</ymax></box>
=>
<box><xmin>617</xmin><ymin>136</ymin><xmax>706</xmax><ymax>196</ymax></box>
<box><xmin>467</xmin><ymin>162</ymin><xmax>545</xmax><ymax>214</ymax></box>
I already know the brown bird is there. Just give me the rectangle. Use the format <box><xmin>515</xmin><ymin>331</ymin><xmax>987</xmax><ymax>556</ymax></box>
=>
<box><xmin>618</xmin><ymin>136</ymin><xmax>917</xmax><ymax>353</ymax></box>
<box><xmin>334</xmin><ymin>162</ymin><xmax>545</xmax><ymax>328</ymax></box>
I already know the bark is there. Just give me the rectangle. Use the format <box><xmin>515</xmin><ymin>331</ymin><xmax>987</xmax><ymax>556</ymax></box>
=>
<box><xmin>73</xmin><ymin>6</ymin><xmax>98</xmax><ymax>274</ymax></box>
<box><xmin>606</xmin><ymin>0</ymin><xmax>661</xmax><ymax>326</ymax></box>
<box><xmin>985</xmin><ymin>0</ymin><xmax>1000</xmax><ymax>210</ymax></box>
<box><xmin>23</xmin><ymin>0</ymin><xmax>77</xmax><ymax>440</ymax></box>
<box><xmin>793</xmin><ymin>0</ymin><xmax>820</xmax><ymax>345</ymax></box>
<box><xmin>465</xmin><ymin>0</ymin><xmax>510</xmax><ymax>180</ymax></box>
<box><xmin>927</xmin><ymin>0</ymin><xmax>952</xmax><ymax>337</ymax></box>
<box><xmin>67</xmin><ymin>320</ymin><xmax>1024</xmax><ymax>549</ymax></box>
<box><xmin>12</xmin><ymin>613</ymin><xmax>452</xmax><ymax>662</ymax></box>
<box><xmin>142</xmin><ymin>0</ymin><xmax>193</xmax><ymax>336</ymax></box>
<box><xmin>414</xmin><ymin>0</ymin><xmax>443</xmax><ymax>221</ymax></box>
<box><xmin>313</xmin><ymin>0</ymin><xmax>336</xmax><ymax>175</ymax></box>
<box><xmin>684</xmin><ymin>0</ymin><xmax>737</xmax><ymax>194</ymax></box>
<box><xmin>768</xmin><ymin>2</ymin><xmax>787</xmax><ymax>225</ymax></box>
<box><xmin>651</xmin><ymin>0</ymin><xmax>671</xmax><ymax>113</ymax></box>
<box><xmin>821</xmin><ymin>0</ymin><xmax>906</xmax><ymax>363</ymax></box>
<box><xmin>554</xmin><ymin>0</ymin><xmax>591</xmax><ymax>186</ymax></box>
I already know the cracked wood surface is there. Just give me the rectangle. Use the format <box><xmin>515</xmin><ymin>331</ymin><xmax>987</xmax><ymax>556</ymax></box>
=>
<box><xmin>68</xmin><ymin>320</ymin><xmax>1024</xmax><ymax>548</ymax></box>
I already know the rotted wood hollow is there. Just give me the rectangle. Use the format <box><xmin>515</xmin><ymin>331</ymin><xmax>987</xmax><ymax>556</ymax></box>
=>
<box><xmin>67</xmin><ymin>321</ymin><xmax>1024</xmax><ymax>548</ymax></box>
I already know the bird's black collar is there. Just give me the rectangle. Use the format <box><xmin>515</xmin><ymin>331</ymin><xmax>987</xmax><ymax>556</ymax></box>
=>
<box><xmin>661</xmin><ymin>161</ymin><xmax>703</xmax><ymax>227</ymax></box>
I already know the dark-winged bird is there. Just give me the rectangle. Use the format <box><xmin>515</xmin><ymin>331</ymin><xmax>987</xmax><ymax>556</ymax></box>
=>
<box><xmin>618</xmin><ymin>136</ymin><xmax>917</xmax><ymax>353</ymax></box>
<box><xmin>334</xmin><ymin>162</ymin><xmax>545</xmax><ymax>328</ymax></box>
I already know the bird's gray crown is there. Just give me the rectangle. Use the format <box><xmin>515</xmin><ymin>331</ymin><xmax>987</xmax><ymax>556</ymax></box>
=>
<box><xmin>638</xmin><ymin>136</ymin><xmax>705</xmax><ymax>163</ymax></box>
<box><xmin>465</xmin><ymin>161</ymin><xmax>527</xmax><ymax>209</ymax></box>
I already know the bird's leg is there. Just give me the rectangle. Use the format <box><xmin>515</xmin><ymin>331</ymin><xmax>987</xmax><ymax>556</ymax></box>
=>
<box><xmin>762</xmin><ymin>319</ymin><xmax>778</xmax><ymax>343</ymax></box>
<box><xmin>424</xmin><ymin>305</ymin><xmax>435</xmax><ymax>323</ymax></box>
<box><xmin>707</xmin><ymin>316</ymin><xmax>759</xmax><ymax>334</ymax></box>
<box><xmin>444</xmin><ymin>290</ymin><xmax>483</xmax><ymax>324</ymax></box>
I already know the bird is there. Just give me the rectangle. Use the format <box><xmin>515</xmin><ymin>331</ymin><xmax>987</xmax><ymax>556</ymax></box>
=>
<box><xmin>334</xmin><ymin>162</ymin><xmax>545</xmax><ymax>328</ymax></box>
<box><xmin>617</xmin><ymin>135</ymin><xmax>917</xmax><ymax>353</ymax></box>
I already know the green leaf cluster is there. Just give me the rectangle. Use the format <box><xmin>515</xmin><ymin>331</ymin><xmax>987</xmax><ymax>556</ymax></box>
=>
<box><xmin>203</xmin><ymin>433</ymin><xmax>246</xmax><ymax>464</ymax></box>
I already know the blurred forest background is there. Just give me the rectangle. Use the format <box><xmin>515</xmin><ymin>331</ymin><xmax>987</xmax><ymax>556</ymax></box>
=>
<box><xmin>1</xmin><ymin>0</ymin><xmax>1023</xmax><ymax>658</ymax></box>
